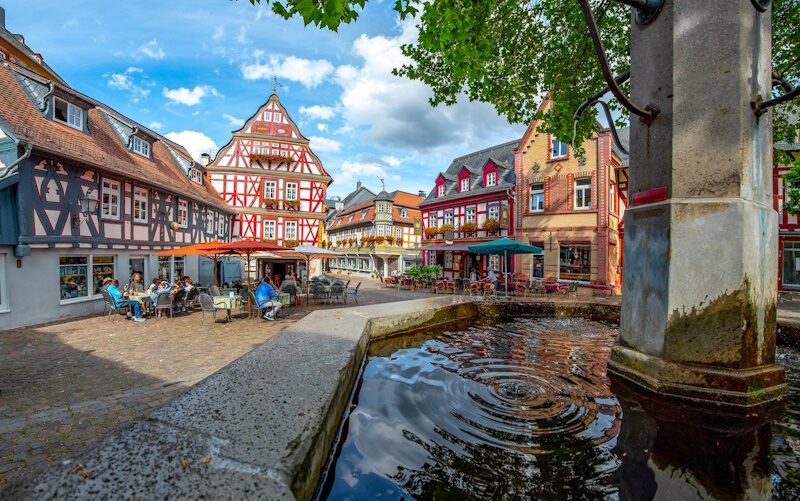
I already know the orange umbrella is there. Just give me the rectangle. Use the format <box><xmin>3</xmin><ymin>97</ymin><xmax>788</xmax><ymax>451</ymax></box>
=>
<box><xmin>158</xmin><ymin>240</ymin><xmax>230</xmax><ymax>286</ymax></box>
<box><xmin>213</xmin><ymin>240</ymin><xmax>289</xmax><ymax>314</ymax></box>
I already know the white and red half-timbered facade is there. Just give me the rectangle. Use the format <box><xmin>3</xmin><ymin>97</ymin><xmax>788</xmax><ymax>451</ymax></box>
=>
<box><xmin>774</xmin><ymin>125</ymin><xmax>800</xmax><ymax>294</ymax></box>
<box><xmin>207</xmin><ymin>93</ymin><xmax>331</xmax><ymax>247</ymax></box>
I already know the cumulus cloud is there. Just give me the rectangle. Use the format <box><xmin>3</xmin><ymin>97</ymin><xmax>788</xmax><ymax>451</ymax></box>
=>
<box><xmin>309</xmin><ymin>136</ymin><xmax>342</xmax><ymax>153</ymax></box>
<box><xmin>223</xmin><ymin>113</ymin><xmax>245</xmax><ymax>127</ymax></box>
<box><xmin>148</xmin><ymin>121</ymin><xmax>163</xmax><ymax>131</ymax></box>
<box><xmin>106</xmin><ymin>67</ymin><xmax>150</xmax><ymax>103</ymax></box>
<box><xmin>165</xmin><ymin>130</ymin><xmax>218</xmax><ymax>161</ymax></box>
<box><xmin>162</xmin><ymin>85</ymin><xmax>220</xmax><ymax>106</ymax></box>
<box><xmin>236</xmin><ymin>26</ymin><xmax>248</xmax><ymax>44</ymax></box>
<box><xmin>299</xmin><ymin>105</ymin><xmax>336</xmax><ymax>121</ymax></box>
<box><xmin>212</xmin><ymin>26</ymin><xmax>224</xmax><ymax>42</ymax></box>
<box><xmin>381</xmin><ymin>155</ymin><xmax>403</xmax><ymax>167</ymax></box>
<box><xmin>336</xmin><ymin>161</ymin><xmax>388</xmax><ymax>186</ymax></box>
<box><xmin>241</xmin><ymin>55</ymin><xmax>334</xmax><ymax>88</ymax></box>
<box><xmin>317</xmin><ymin>123</ymin><xmax>329</xmax><ymax>132</ymax></box>
<box><xmin>138</xmin><ymin>39</ymin><xmax>165</xmax><ymax>59</ymax></box>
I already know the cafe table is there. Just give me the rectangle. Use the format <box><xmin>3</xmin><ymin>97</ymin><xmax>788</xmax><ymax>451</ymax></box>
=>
<box><xmin>213</xmin><ymin>294</ymin><xmax>243</xmax><ymax>321</ymax></box>
<box><xmin>127</xmin><ymin>292</ymin><xmax>152</xmax><ymax>314</ymax></box>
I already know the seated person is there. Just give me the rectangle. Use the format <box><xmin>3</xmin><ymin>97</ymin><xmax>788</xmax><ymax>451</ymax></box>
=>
<box><xmin>146</xmin><ymin>278</ymin><xmax>160</xmax><ymax>295</ymax></box>
<box><xmin>183</xmin><ymin>277</ymin><xmax>195</xmax><ymax>291</ymax></box>
<box><xmin>106</xmin><ymin>278</ymin><xmax>145</xmax><ymax>322</ymax></box>
<box><xmin>279</xmin><ymin>275</ymin><xmax>297</xmax><ymax>289</ymax></box>
<box><xmin>129</xmin><ymin>273</ymin><xmax>145</xmax><ymax>293</ymax></box>
<box><xmin>255</xmin><ymin>277</ymin><xmax>283</xmax><ymax>321</ymax></box>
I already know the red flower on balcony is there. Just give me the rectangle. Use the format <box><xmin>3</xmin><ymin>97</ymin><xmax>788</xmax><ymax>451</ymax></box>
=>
<box><xmin>284</xmin><ymin>200</ymin><xmax>300</xmax><ymax>211</ymax></box>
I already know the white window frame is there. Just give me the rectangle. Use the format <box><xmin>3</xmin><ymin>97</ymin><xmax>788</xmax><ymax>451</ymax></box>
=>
<box><xmin>177</xmin><ymin>199</ymin><xmax>189</xmax><ymax>228</ymax></box>
<box><xmin>395</xmin><ymin>227</ymin><xmax>402</xmax><ymax>240</ymax></box>
<box><xmin>428</xmin><ymin>213</ymin><xmax>437</xmax><ymax>227</ymax></box>
<box><xmin>264</xmin><ymin>220</ymin><xmax>276</xmax><ymax>240</ymax></box>
<box><xmin>377</xmin><ymin>203</ymin><xmax>385</xmax><ymax>213</ymax></box>
<box><xmin>550</xmin><ymin>134</ymin><xmax>568</xmax><ymax>159</ymax></box>
<box><xmin>489</xmin><ymin>254</ymin><xmax>501</xmax><ymax>271</ymax></box>
<box><xmin>132</xmin><ymin>187</ymin><xmax>148</xmax><ymax>224</ymax></box>
<box><xmin>575</xmin><ymin>177</ymin><xmax>592</xmax><ymax>210</ymax></box>
<box><xmin>217</xmin><ymin>213</ymin><xmax>225</xmax><ymax>237</ymax></box>
<box><xmin>206</xmin><ymin>210</ymin><xmax>214</xmax><ymax>234</ymax></box>
<box><xmin>284</xmin><ymin>221</ymin><xmax>297</xmax><ymax>241</ymax></box>
<box><xmin>59</xmin><ymin>255</ymin><xmax>116</xmax><ymax>305</ymax></box>
<box><xmin>460</xmin><ymin>177</ymin><xmax>470</xmax><ymax>192</ymax></box>
<box><xmin>264</xmin><ymin>181</ymin><xmax>277</xmax><ymax>199</ymax></box>
<box><xmin>54</xmin><ymin>97</ymin><xmax>83</xmax><ymax>130</ymax></box>
<box><xmin>466</xmin><ymin>207</ymin><xmax>477</xmax><ymax>223</ymax></box>
<box><xmin>400</xmin><ymin>208</ymin><xmax>408</xmax><ymax>218</ymax></box>
<box><xmin>530</xmin><ymin>183</ymin><xmax>544</xmax><ymax>212</ymax></box>
<box><xmin>609</xmin><ymin>180</ymin><xmax>616</xmax><ymax>214</ymax></box>
<box><xmin>437</xmin><ymin>184</ymin><xmax>445</xmax><ymax>197</ymax></box>
<box><xmin>273</xmin><ymin>112</ymin><xmax>283</xmax><ymax>122</ymax></box>
<box><xmin>131</xmin><ymin>136</ymin><xmax>151</xmax><ymax>158</ymax></box>
<box><xmin>189</xmin><ymin>168</ymin><xmax>203</xmax><ymax>185</ymax></box>
<box><xmin>444</xmin><ymin>210</ymin><xmax>453</xmax><ymax>225</ymax></box>
<box><xmin>486</xmin><ymin>171</ymin><xmax>497</xmax><ymax>187</ymax></box>
<box><xmin>0</xmin><ymin>252</ymin><xmax>7</xmax><ymax>313</ymax></box>
<box><xmin>286</xmin><ymin>182</ymin><xmax>298</xmax><ymax>201</ymax></box>
<box><xmin>101</xmin><ymin>179</ymin><xmax>121</xmax><ymax>220</ymax></box>
<box><xmin>377</xmin><ymin>225</ymin><xmax>384</xmax><ymax>237</ymax></box>
<box><xmin>488</xmin><ymin>204</ymin><xmax>500</xmax><ymax>222</ymax></box>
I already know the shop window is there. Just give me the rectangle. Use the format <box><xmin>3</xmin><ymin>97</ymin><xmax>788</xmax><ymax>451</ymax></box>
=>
<box><xmin>530</xmin><ymin>183</ymin><xmax>544</xmax><ymax>212</ymax></box>
<box><xmin>530</xmin><ymin>242</ymin><xmax>544</xmax><ymax>278</ymax></box>
<box><xmin>559</xmin><ymin>245</ymin><xmax>591</xmax><ymax>282</ymax></box>
<box><xmin>445</xmin><ymin>252</ymin><xmax>453</xmax><ymax>269</ymax></box>
<box><xmin>783</xmin><ymin>241</ymin><xmax>800</xmax><ymax>288</ymax></box>
<box><xmin>575</xmin><ymin>177</ymin><xmax>592</xmax><ymax>210</ymax></box>
<box><xmin>59</xmin><ymin>255</ymin><xmax>115</xmax><ymax>302</ymax></box>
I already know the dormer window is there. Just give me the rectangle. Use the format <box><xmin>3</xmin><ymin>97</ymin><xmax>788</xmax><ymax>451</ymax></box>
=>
<box><xmin>361</xmin><ymin>209</ymin><xmax>368</xmax><ymax>218</ymax></box>
<box><xmin>460</xmin><ymin>178</ymin><xmax>470</xmax><ymax>192</ymax></box>
<box><xmin>437</xmin><ymin>184</ymin><xmax>445</xmax><ymax>197</ymax></box>
<box><xmin>348</xmin><ymin>215</ymin><xmax>354</xmax><ymax>223</ymax></box>
<box><xmin>54</xmin><ymin>97</ymin><xmax>83</xmax><ymax>130</ymax></box>
<box><xmin>486</xmin><ymin>171</ymin><xmax>497</xmax><ymax>187</ymax></box>
<box><xmin>189</xmin><ymin>167</ymin><xmax>203</xmax><ymax>185</ymax></box>
<box><xmin>132</xmin><ymin>136</ymin><xmax>150</xmax><ymax>158</ymax></box>
<box><xmin>400</xmin><ymin>208</ymin><xmax>408</xmax><ymax>218</ymax></box>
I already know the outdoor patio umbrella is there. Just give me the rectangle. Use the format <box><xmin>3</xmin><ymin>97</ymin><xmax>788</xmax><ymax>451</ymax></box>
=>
<box><xmin>277</xmin><ymin>244</ymin><xmax>338</xmax><ymax>305</ymax></box>
<box><xmin>158</xmin><ymin>240</ymin><xmax>227</xmax><ymax>286</ymax></box>
<box><xmin>468</xmin><ymin>237</ymin><xmax>543</xmax><ymax>298</ymax></box>
<box><xmin>213</xmin><ymin>239</ymin><xmax>288</xmax><ymax>314</ymax></box>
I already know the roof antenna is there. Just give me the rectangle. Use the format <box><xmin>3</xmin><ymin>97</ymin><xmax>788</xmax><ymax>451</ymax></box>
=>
<box><xmin>272</xmin><ymin>76</ymin><xmax>281</xmax><ymax>95</ymax></box>
<box><xmin>380</xmin><ymin>178</ymin><xmax>386</xmax><ymax>191</ymax></box>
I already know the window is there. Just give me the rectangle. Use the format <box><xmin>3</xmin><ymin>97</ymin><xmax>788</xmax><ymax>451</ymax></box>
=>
<box><xmin>377</xmin><ymin>203</ymin><xmax>385</xmax><ymax>213</ymax></box>
<box><xmin>530</xmin><ymin>243</ymin><xmax>544</xmax><ymax>278</ymax></box>
<box><xmin>264</xmin><ymin>220</ymin><xmax>276</xmax><ymax>239</ymax></box>
<box><xmin>264</xmin><ymin>181</ymin><xmax>276</xmax><ymax>199</ymax></box>
<box><xmin>286</xmin><ymin>182</ymin><xmax>298</xmax><ymax>200</ymax></box>
<box><xmin>0</xmin><ymin>253</ymin><xmax>7</xmax><ymax>312</ymax></box>
<box><xmin>273</xmin><ymin>112</ymin><xmax>282</xmax><ymax>122</ymax></box>
<box><xmin>609</xmin><ymin>180</ymin><xmax>616</xmax><ymax>213</ymax></box>
<box><xmin>437</xmin><ymin>184</ymin><xmax>445</xmax><ymax>197</ymax></box>
<box><xmin>396</xmin><ymin>227</ymin><xmax>402</xmax><ymax>240</ymax></box>
<box><xmin>489</xmin><ymin>254</ymin><xmax>501</xmax><ymax>271</ymax></box>
<box><xmin>101</xmin><ymin>179</ymin><xmax>120</xmax><ymax>219</ymax></box>
<box><xmin>131</xmin><ymin>136</ymin><xmax>151</xmax><ymax>158</ymax></box>
<box><xmin>530</xmin><ymin>183</ymin><xmax>544</xmax><ymax>212</ymax></box>
<box><xmin>348</xmin><ymin>215</ymin><xmax>354</xmax><ymax>223</ymax></box>
<box><xmin>361</xmin><ymin>209</ymin><xmax>368</xmax><ymax>218</ymax></box>
<box><xmin>466</xmin><ymin>207</ymin><xmax>476</xmax><ymax>223</ymax></box>
<box><xmin>206</xmin><ymin>210</ymin><xmax>214</xmax><ymax>233</ymax></box>
<box><xmin>400</xmin><ymin>208</ymin><xmax>408</xmax><ymax>218</ymax></box>
<box><xmin>550</xmin><ymin>135</ymin><xmax>568</xmax><ymax>159</ymax></box>
<box><xmin>444</xmin><ymin>210</ymin><xmax>453</xmax><ymax>225</ymax></box>
<box><xmin>59</xmin><ymin>255</ymin><xmax>114</xmax><ymax>302</ymax></box>
<box><xmin>783</xmin><ymin>242</ymin><xmax>800</xmax><ymax>288</ymax></box>
<box><xmin>488</xmin><ymin>204</ymin><xmax>499</xmax><ymax>222</ymax></box>
<box><xmin>217</xmin><ymin>213</ymin><xmax>225</xmax><ymax>236</ymax></box>
<box><xmin>264</xmin><ymin>111</ymin><xmax>272</xmax><ymax>122</ymax></box>
<box><xmin>445</xmin><ymin>252</ymin><xmax>453</xmax><ymax>269</ymax></box>
<box><xmin>575</xmin><ymin>177</ymin><xmax>592</xmax><ymax>210</ymax></box>
<box><xmin>54</xmin><ymin>97</ymin><xmax>83</xmax><ymax>130</ymax></box>
<box><xmin>133</xmin><ymin>187</ymin><xmax>148</xmax><ymax>223</ymax></box>
<box><xmin>428</xmin><ymin>213</ymin><xmax>437</xmax><ymax>227</ymax></box>
<box><xmin>174</xmin><ymin>256</ymin><xmax>185</xmax><ymax>280</ymax></box>
<box><xmin>460</xmin><ymin>177</ymin><xmax>470</xmax><ymax>192</ymax></box>
<box><xmin>486</xmin><ymin>171</ymin><xmax>497</xmax><ymax>187</ymax></box>
<box><xmin>189</xmin><ymin>168</ymin><xmax>203</xmax><ymax>184</ymax></box>
<box><xmin>560</xmin><ymin>245</ymin><xmax>591</xmax><ymax>282</ymax></box>
<box><xmin>177</xmin><ymin>199</ymin><xmax>188</xmax><ymax>228</ymax></box>
<box><xmin>377</xmin><ymin>225</ymin><xmax>384</xmax><ymax>236</ymax></box>
<box><xmin>285</xmin><ymin>221</ymin><xmax>297</xmax><ymax>240</ymax></box>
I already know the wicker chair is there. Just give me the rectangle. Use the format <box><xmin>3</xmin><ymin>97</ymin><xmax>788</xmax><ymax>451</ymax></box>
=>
<box><xmin>198</xmin><ymin>293</ymin><xmax>226</xmax><ymax>322</ymax></box>
<box><xmin>483</xmin><ymin>282</ymin><xmax>497</xmax><ymax>298</ymax></box>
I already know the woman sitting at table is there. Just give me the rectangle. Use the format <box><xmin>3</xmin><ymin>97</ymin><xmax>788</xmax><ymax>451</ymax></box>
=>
<box><xmin>146</xmin><ymin>278</ymin><xmax>160</xmax><ymax>295</ymax></box>
<box><xmin>256</xmin><ymin>277</ymin><xmax>283</xmax><ymax>321</ymax></box>
<box><xmin>106</xmin><ymin>278</ymin><xmax>145</xmax><ymax>322</ymax></box>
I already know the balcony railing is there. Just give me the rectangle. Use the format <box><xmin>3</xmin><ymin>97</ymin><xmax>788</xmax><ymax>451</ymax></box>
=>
<box><xmin>423</xmin><ymin>227</ymin><xmax>510</xmax><ymax>241</ymax></box>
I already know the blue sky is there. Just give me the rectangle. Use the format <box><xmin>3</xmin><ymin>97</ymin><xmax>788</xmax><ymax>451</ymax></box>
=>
<box><xmin>2</xmin><ymin>1</ymin><xmax>525</xmax><ymax>198</ymax></box>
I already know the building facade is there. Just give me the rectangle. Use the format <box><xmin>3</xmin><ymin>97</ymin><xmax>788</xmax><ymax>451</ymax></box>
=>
<box><xmin>514</xmin><ymin>101</ymin><xmax>628</xmax><ymax>295</ymax></box>
<box><xmin>774</xmin><ymin>126</ymin><xmax>800</xmax><ymax>294</ymax></box>
<box><xmin>0</xmin><ymin>59</ymin><xmax>233</xmax><ymax>329</ymax></box>
<box><xmin>327</xmin><ymin>186</ymin><xmax>422</xmax><ymax>276</ymax></box>
<box><xmin>207</xmin><ymin>93</ymin><xmax>331</xmax><ymax>247</ymax></box>
<box><xmin>419</xmin><ymin>140</ymin><xmax>518</xmax><ymax>280</ymax></box>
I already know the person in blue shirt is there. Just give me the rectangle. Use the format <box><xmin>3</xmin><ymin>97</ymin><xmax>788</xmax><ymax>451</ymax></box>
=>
<box><xmin>255</xmin><ymin>277</ymin><xmax>283</xmax><ymax>321</ymax></box>
<box><xmin>106</xmin><ymin>278</ymin><xmax>145</xmax><ymax>322</ymax></box>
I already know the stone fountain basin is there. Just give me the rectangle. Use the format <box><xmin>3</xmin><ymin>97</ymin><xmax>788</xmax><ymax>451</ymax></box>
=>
<box><xmin>11</xmin><ymin>297</ymin><xmax>619</xmax><ymax>501</ymax></box>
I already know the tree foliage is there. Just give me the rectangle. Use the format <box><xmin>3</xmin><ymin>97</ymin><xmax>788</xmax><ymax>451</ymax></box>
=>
<box><xmin>248</xmin><ymin>0</ymin><xmax>800</xmax><ymax>194</ymax></box>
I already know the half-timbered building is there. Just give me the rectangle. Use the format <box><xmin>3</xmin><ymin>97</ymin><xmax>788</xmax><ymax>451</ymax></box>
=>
<box><xmin>514</xmin><ymin>98</ymin><xmax>628</xmax><ymax>296</ymax></box>
<box><xmin>207</xmin><ymin>92</ymin><xmax>331</xmax><ymax>249</ymax></box>
<box><xmin>419</xmin><ymin>140</ymin><xmax>518</xmax><ymax>280</ymax></box>
<box><xmin>774</xmin><ymin>119</ymin><xmax>800</xmax><ymax>294</ymax></box>
<box><xmin>327</xmin><ymin>185</ymin><xmax>423</xmax><ymax>276</ymax></box>
<box><xmin>0</xmin><ymin>59</ymin><xmax>233</xmax><ymax>329</ymax></box>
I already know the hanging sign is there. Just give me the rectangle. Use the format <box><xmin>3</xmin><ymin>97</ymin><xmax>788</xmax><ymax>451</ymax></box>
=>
<box><xmin>501</xmin><ymin>205</ymin><xmax>509</xmax><ymax>227</ymax></box>
<box><xmin>414</xmin><ymin>219</ymin><xmax>421</xmax><ymax>235</ymax></box>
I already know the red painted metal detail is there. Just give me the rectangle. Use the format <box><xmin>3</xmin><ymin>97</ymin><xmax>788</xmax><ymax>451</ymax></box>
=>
<box><xmin>631</xmin><ymin>187</ymin><xmax>668</xmax><ymax>206</ymax></box>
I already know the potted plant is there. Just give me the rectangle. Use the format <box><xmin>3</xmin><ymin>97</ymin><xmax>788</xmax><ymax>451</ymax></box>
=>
<box><xmin>396</xmin><ymin>237</ymin><xmax>403</xmax><ymax>246</ymax></box>
<box><xmin>461</xmin><ymin>222</ymin><xmax>478</xmax><ymax>236</ymax></box>
<box><xmin>261</xmin><ymin>238</ymin><xmax>277</xmax><ymax>245</ymax></box>
<box><xmin>483</xmin><ymin>218</ymin><xmax>501</xmax><ymax>234</ymax></box>
<box><xmin>262</xmin><ymin>198</ymin><xmax>278</xmax><ymax>209</ymax></box>
<box><xmin>439</xmin><ymin>223</ymin><xmax>455</xmax><ymax>235</ymax></box>
<box><xmin>284</xmin><ymin>200</ymin><xmax>300</xmax><ymax>211</ymax></box>
<box><xmin>320</xmin><ymin>240</ymin><xmax>327</xmax><ymax>249</ymax></box>
<box><xmin>424</xmin><ymin>227</ymin><xmax>439</xmax><ymax>239</ymax></box>
<box><xmin>384</xmin><ymin>235</ymin><xmax>395</xmax><ymax>246</ymax></box>
<box><xmin>284</xmin><ymin>239</ymin><xmax>298</xmax><ymax>248</ymax></box>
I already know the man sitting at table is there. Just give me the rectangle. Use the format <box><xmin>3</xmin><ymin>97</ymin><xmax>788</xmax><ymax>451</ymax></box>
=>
<box><xmin>129</xmin><ymin>273</ymin><xmax>145</xmax><ymax>292</ymax></box>
<box><xmin>256</xmin><ymin>277</ymin><xmax>283</xmax><ymax>321</ymax></box>
<box><xmin>106</xmin><ymin>278</ymin><xmax>145</xmax><ymax>322</ymax></box>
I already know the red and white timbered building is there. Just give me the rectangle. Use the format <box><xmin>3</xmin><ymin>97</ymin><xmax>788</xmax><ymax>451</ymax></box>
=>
<box><xmin>207</xmin><ymin>93</ymin><xmax>331</xmax><ymax>247</ymax></box>
<box><xmin>774</xmin><ymin>126</ymin><xmax>800</xmax><ymax>293</ymax></box>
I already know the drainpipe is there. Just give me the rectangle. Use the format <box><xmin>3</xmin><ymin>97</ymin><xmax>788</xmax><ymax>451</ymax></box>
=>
<box><xmin>126</xmin><ymin>126</ymin><xmax>139</xmax><ymax>149</ymax></box>
<box><xmin>0</xmin><ymin>141</ymin><xmax>32</xmax><ymax>180</ymax></box>
<box><xmin>39</xmin><ymin>81</ymin><xmax>55</xmax><ymax>114</ymax></box>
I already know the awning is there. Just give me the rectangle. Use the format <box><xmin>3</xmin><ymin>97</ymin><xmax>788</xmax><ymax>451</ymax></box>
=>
<box><xmin>413</xmin><ymin>243</ymin><xmax>473</xmax><ymax>252</ymax></box>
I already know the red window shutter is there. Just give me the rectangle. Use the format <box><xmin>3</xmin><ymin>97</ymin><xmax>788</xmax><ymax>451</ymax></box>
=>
<box><xmin>567</xmin><ymin>174</ymin><xmax>574</xmax><ymax>211</ymax></box>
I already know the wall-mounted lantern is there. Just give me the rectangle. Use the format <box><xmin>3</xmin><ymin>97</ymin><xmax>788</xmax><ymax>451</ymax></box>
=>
<box><xmin>72</xmin><ymin>193</ymin><xmax>99</xmax><ymax>228</ymax></box>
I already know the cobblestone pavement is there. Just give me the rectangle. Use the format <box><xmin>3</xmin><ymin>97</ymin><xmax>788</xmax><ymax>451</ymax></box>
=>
<box><xmin>0</xmin><ymin>277</ymin><xmax>427</xmax><ymax>488</ymax></box>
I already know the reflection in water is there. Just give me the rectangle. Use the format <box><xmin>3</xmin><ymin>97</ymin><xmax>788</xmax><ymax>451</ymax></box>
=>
<box><xmin>320</xmin><ymin>319</ymin><xmax>800</xmax><ymax>500</ymax></box>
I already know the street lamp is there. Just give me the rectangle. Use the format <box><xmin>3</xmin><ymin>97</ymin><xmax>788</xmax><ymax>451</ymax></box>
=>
<box><xmin>72</xmin><ymin>193</ymin><xmax>99</xmax><ymax>228</ymax></box>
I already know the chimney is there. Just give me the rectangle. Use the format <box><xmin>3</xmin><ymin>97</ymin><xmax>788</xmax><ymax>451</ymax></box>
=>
<box><xmin>418</xmin><ymin>190</ymin><xmax>426</xmax><ymax>197</ymax></box>
<box><xmin>0</xmin><ymin>7</ymin><xmax>5</xmax><ymax>30</ymax></box>
<box><xmin>200</xmin><ymin>153</ymin><xmax>210</xmax><ymax>166</ymax></box>
<box><xmin>356</xmin><ymin>180</ymin><xmax>362</xmax><ymax>190</ymax></box>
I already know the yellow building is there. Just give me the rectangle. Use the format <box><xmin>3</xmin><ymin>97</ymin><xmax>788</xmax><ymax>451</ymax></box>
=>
<box><xmin>515</xmin><ymin>101</ymin><xmax>629</xmax><ymax>295</ymax></box>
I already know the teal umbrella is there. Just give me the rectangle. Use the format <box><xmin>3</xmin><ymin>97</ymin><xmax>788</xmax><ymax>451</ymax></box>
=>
<box><xmin>468</xmin><ymin>238</ymin><xmax>543</xmax><ymax>298</ymax></box>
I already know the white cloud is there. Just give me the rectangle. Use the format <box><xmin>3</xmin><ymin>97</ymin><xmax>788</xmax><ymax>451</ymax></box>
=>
<box><xmin>162</xmin><ymin>85</ymin><xmax>220</xmax><ymax>106</ymax></box>
<box><xmin>241</xmin><ymin>55</ymin><xmax>334</xmax><ymax>88</ymax></box>
<box><xmin>223</xmin><ymin>113</ymin><xmax>245</xmax><ymax>127</ymax></box>
<box><xmin>299</xmin><ymin>105</ymin><xmax>336</xmax><ymax>121</ymax></box>
<box><xmin>106</xmin><ymin>67</ymin><xmax>150</xmax><ymax>103</ymax></box>
<box><xmin>148</xmin><ymin>121</ymin><xmax>163</xmax><ymax>131</ymax></box>
<box><xmin>139</xmin><ymin>39</ymin><xmax>165</xmax><ymax>59</ymax></box>
<box><xmin>212</xmin><ymin>26</ymin><xmax>224</xmax><ymax>42</ymax></box>
<box><xmin>165</xmin><ymin>130</ymin><xmax>218</xmax><ymax>161</ymax></box>
<box><xmin>317</xmin><ymin>123</ymin><xmax>329</xmax><ymax>132</ymax></box>
<box><xmin>236</xmin><ymin>26</ymin><xmax>248</xmax><ymax>44</ymax></box>
<box><xmin>381</xmin><ymin>155</ymin><xmax>403</xmax><ymax>167</ymax></box>
<box><xmin>309</xmin><ymin>136</ymin><xmax>342</xmax><ymax>153</ymax></box>
<box><xmin>336</xmin><ymin>161</ymin><xmax>388</xmax><ymax>186</ymax></box>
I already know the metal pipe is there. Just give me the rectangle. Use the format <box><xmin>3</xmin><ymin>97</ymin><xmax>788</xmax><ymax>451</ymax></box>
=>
<box><xmin>612</xmin><ymin>0</ymin><xmax>664</xmax><ymax>25</ymax></box>
<box><xmin>574</xmin><ymin>69</ymin><xmax>631</xmax><ymax>121</ymax></box>
<box><xmin>757</xmin><ymin>86</ymin><xmax>800</xmax><ymax>114</ymax></box>
<box><xmin>577</xmin><ymin>0</ymin><xmax>658</xmax><ymax>122</ymax></box>
<box><xmin>751</xmin><ymin>0</ymin><xmax>771</xmax><ymax>12</ymax></box>
<box><xmin>597</xmin><ymin>101</ymin><xmax>630</xmax><ymax>156</ymax></box>
<box><xmin>0</xmin><ymin>141</ymin><xmax>32</xmax><ymax>180</ymax></box>
<box><xmin>39</xmin><ymin>81</ymin><xmax>55</xmax><ymax>113</ymax></box>
<box><xmin>773</xmin><ymin>72</ymin><xmax>793</xmax><ymax>93</ymax></box>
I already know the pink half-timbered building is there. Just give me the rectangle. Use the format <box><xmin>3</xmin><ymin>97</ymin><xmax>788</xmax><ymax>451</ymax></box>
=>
<box><xmin>207</xmin><ymin>93</ymin><xmax>331</xmax><ymax>248</ymax></box>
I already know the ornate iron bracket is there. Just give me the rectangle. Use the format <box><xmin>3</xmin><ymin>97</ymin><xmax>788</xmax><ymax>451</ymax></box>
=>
<box><xmin>753</xmin><ymin>71</ymin><xmax>800</xmax><ymax>117</ymax></box>
<box><xmin>578</xmin><ymin>0</ymin><xmax>658</xmax><ymax>123</ymax></box>
<box><xmin>614</xmin><ymin>0</ymin><xmax>665</xmax><ymax>25</ymax></box>
<box><xmin>751</xmin><ymin>0</ymin><xmax>771</xmax><ymax>12</ymax></box>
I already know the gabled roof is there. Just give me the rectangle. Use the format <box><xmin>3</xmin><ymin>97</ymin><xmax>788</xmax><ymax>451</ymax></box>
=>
<box><xmin>0</xmin><ymin>61</ymin><xmax>230</xmax><ymax>212</ymax></box>
<box><xmin>327</xmin><ymin>190</ymin><xmax>423</xmax><ymax>231</ymax></box>
<box><xmin>342</xmin><ymin>184</ymin><xmax>375</xmax><ymax>209</ymax></box>
<box><xmin>421</xmin><ymin>139</ymin><xmax>519</xmax><ymax>206</ymax></box>
<box><xmin>0</xmin><ymin>24</ymin><xmax>66</xmax><ymax>85</ymax></box>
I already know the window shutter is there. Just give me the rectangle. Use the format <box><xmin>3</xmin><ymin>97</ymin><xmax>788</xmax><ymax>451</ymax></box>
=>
<box><xmin>567</xmin><ymin>174</ymin><xmax>574</xmax><ymax>211</ymax></box>
<box><xmin>544</xmin><ymin>177</ymin><xmax>551</xmax><ymax>211</ymax></box>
